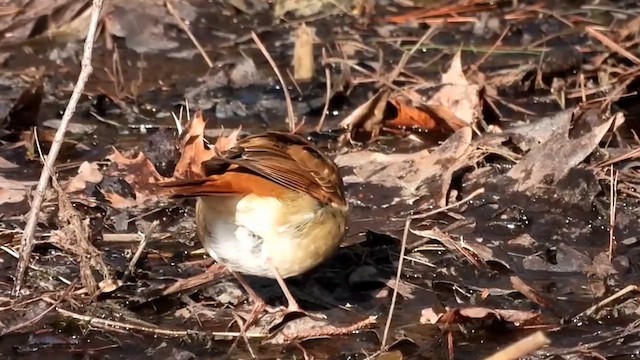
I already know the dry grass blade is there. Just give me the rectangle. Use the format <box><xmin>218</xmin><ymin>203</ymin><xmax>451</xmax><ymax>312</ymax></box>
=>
<box><xmin>483</xmin><ymin>331</ymin><xmax>550</xmax><ymax>360</ymax></box>
<box><xmin>123</xmin><ymin>220</ymin><xmax>159</xmax><ymax>279</ymax></box>
<box><xmin>585</xmin><ymin>26</ymin><xmax>640</xmax><ymax>65</ymax></box>
<box><xmin>166</xmin><ymin>0</ymin><xmax>213</xmax><ymax>68</ymax></box>
<box><xmin>13</xmin><ymin>0</ymin><xmax>105</xmax><ymax>296</ymax></box>
<box><xmin>251</xmin><ymin>32</ymin><xmax>296</xmax><ymax>132</ymax></box>
<box><xmin>316</xmin><ymin>47</ymin><xmax>331</xmax><ymax>131</ymax></box>
<box><xmin>608</xmin><ymin>165</ymin><xmax>618</xmax><ymax>261</ymax></box>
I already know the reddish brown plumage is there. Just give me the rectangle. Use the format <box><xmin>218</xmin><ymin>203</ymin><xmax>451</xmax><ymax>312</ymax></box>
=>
<box><xmin>161</xmin><ymin>131</ymin><xmax>346</xmax><ymax>208</ymax></box>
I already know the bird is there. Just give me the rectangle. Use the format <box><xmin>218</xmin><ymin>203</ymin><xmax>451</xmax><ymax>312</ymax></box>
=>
<box><xmin>161</xmin><ymin>131</ymin><xmax>349</xmax><ymax>323</ymax></box>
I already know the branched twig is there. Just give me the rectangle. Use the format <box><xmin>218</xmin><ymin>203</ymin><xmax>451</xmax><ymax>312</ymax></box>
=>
<box><xmin>13</xmin><ymin>0</ymin><xmax>105</xmax><ymax>296</ymax></box>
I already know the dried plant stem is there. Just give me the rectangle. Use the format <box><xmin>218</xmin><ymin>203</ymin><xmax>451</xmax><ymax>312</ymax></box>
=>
<box><xmin>251</xmin><ymin>32</ymin><xmax>296</xmax><ymax>132</ymax></box>
<box><xmin>483</xmin><ymin>331</ymin><xmax>550</xmax><ymax>360</ymax></box>
<box><xmin>316</xmin><ymin>48</ymin><xmax>331</xmax><ymax>131</ymax></box>
<box><xmin>13</xmin><ymin>0</ymin><xmax>104</xmax><ymax>296</ymax></box>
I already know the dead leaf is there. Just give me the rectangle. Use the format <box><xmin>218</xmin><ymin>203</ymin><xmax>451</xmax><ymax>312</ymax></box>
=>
<box><xmin>1</xmin><ymin>81</ymin><xmax>43</xmax><ymax>132</ymax></box>
<box><xmin>173</xmin><ymin>110</ymin><xmax>218</xmax><ymax>179</ymax></box>
<box><xmin>102</xmin><ymin>149</ymin><xmax>169</xmax><ymax>208</ymax></box>
<box><xmin>507</xmin><ymin>109</ymin><xmax>617</xmax><ymax>191</ymax></box>
<box><xmin>65</xmin><ymin>161</ymin><xmax>103</xmax><ymax>193</ymax></box>
<box><xmin>0</xmin><ymin>176</ymin><xmax>36</xmax><ymax>205</ymax></box>
<box><xmin>335</xmin><ymin>127</ymin><xmax>474</xmax><ymax>206</ymax></box>
<box><xmin>510</xmin><ymin>276</ymin><xmax>553</xmax><ymax>308</ymax></box>
<box><xmin>586</xmin><ymin>252</ymin><xmax>616</xmax><ymax>279</ymax></box>
<box><xmin>339</xmin><ymin>89</ymin><xmax>390</xmax><ymax>143</ymax></box>
<box><xmin>426</xmin><ymin>50</ymin><xmax>481</xmax><ymax>127</ymax></box>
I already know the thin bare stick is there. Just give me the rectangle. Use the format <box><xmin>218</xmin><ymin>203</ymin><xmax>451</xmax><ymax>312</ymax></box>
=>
<box><xmin>316</xmin><ymin>48</ymin><xmax>331</xmax><ymax>131</ymax></box>
<box><xmin>483</xmin><ymin>331</ymin><xmax>550</xmax><ymax>360</ymax></box>
<box><xmin>251</xmin><ymin>31</ymin><xmax>296</xmax><ymax>132</ymax></box>
<box><xmin>380</xmin><ymin>215</ymin><xmax>410</xmax><ymax>350</ymax></box>
<box><xmin>13</xmin><ymin>0</ymin><xmax>104</xmax><ymax>296</ymax></box>
<box><xmin>608</xmin><ymin>165</ymin><xmax>618</xmax><ymax>261</ymax></box>
<box><xmin>166</xmin><ymin>0</ymin><xmax>213</xmax><ymax>68</ymax></box>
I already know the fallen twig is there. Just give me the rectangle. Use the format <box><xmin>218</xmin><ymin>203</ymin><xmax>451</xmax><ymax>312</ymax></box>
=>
<box><xmin>13</xmin><ymin>0</ymin><xmax>104</xmax><ymax>296</ymax></box>
<box><xmin>123</xmin><ymin>220</ymin><xmax>159</xmax><ymax>279</ymax></box>
<box><xmin>44</xmin><ymin>299</ymin><xmax>265</xmax><ymax>338</ymax></box>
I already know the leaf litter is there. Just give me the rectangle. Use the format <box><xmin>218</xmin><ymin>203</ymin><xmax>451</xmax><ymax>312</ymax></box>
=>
<box><xmin>3</xmin><ymin>1</ymin><xmax>640</xmax><ymax>359</ymax></box>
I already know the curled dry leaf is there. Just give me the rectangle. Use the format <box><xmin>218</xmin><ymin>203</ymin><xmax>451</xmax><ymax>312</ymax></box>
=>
<box><xmin>420</xmin><ymin>306</ymin><xmax>542</xmax><ymax>327</ymax></box>
<box><xmin>340</xmin><ymin>89</ymin><xmax>390</xmax><ymax>143</ymax></box>
<box><xmin>173</xmin><ymin>110</ymin><xmax>240</xmax><ymax>179</ymax></box>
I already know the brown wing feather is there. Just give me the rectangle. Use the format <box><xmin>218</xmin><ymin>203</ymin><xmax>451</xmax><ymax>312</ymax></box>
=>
<box><xmin>163</xmin><ymin>131</ymin><xmax>346</xmax><ymax>207</ymax></box>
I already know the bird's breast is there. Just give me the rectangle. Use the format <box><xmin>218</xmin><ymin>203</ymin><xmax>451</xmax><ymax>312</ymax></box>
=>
<box><xmin>196</xmin><ymin>192</ymin><xmax>347</xmax><ymax>278</ymax></box>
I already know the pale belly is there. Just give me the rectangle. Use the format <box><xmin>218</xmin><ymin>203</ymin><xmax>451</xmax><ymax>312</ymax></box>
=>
<box><xmin>196</xmin><ymin>194</ymin><xmax>346</xmax><ymax>279</ymax></box>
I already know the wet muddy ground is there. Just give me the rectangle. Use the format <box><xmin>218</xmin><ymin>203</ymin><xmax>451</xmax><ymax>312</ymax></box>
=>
<box><xmin>2</xmin><ymin>0</ymin><xmax>640</xmax><ymax>359</ymax></box>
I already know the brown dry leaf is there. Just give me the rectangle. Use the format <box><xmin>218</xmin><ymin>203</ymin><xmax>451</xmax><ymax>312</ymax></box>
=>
<box><xmin>292</xmin><ymin>23</ymin><xmax>315</xmax><ymax>82</ymax></box>
<box><xmin>420</xmin><ymin>306</ymin><xmax>542</xmax><ymax>326</ymax></box>
<box><xmin>102</xmin><ymin>149</ymin><xmax>170</xmax><ymax>209</ymax></box>
<box><xmin>507</xmin><ymin>109</ymin><xmax>617</xmax><ymax>191</ymax></box>
<box><xmin>1</xmin><ymin>81</ymin><xmax>43</xmax><ymax>132</ymax></box>
<box><xmin>173</xmin><ymin>110</ymin><xmax>229</xmax><ymax>179</ymax></box>
<box><xmin>65</xmin><ymin>161</ymin><xmax>103</xmax><ymax>193</ymax></box>
<box><xmin>426</xmin><ymin>50</ymin><xmax>481</xmax><ymax>127</ymax></box>
<box><xmin>510</xmin><ymin>276</ymin><xmax>553</xmax><ymax>308</ymax></box>
<box><xmin>103</xmin><ymin>111</ymin><xmax>240</xmax><ymax>208</ymax></box>
<box><xmin>585</xmin><ymin>252</ymin><xmax>618</xmax><ymax>279</ymax></box>
<box><xmin>386</xmin><ymin>97</ymin><xmax>468</xmax><ymax>135</ymax></box>
<box><xmin>335</xmin><ymin>127</ymin><xmax>474</xmax><ymax>206</ymax></box>
<box><xmin>0</xmin><ymin>176</ymin><xmax>36</xmax><ymax>205</ymax></box>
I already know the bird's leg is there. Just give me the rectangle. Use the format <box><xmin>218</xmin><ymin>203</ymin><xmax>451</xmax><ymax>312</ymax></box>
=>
<box><xmin>266</xmin><ymin>259</ymin><xmax>326</xmax><ymax>319</ymax></box>
<box><xmin>229</xmin><ymin>269</ymin><xmax>283</xmax><ymax>332</ymax></box>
